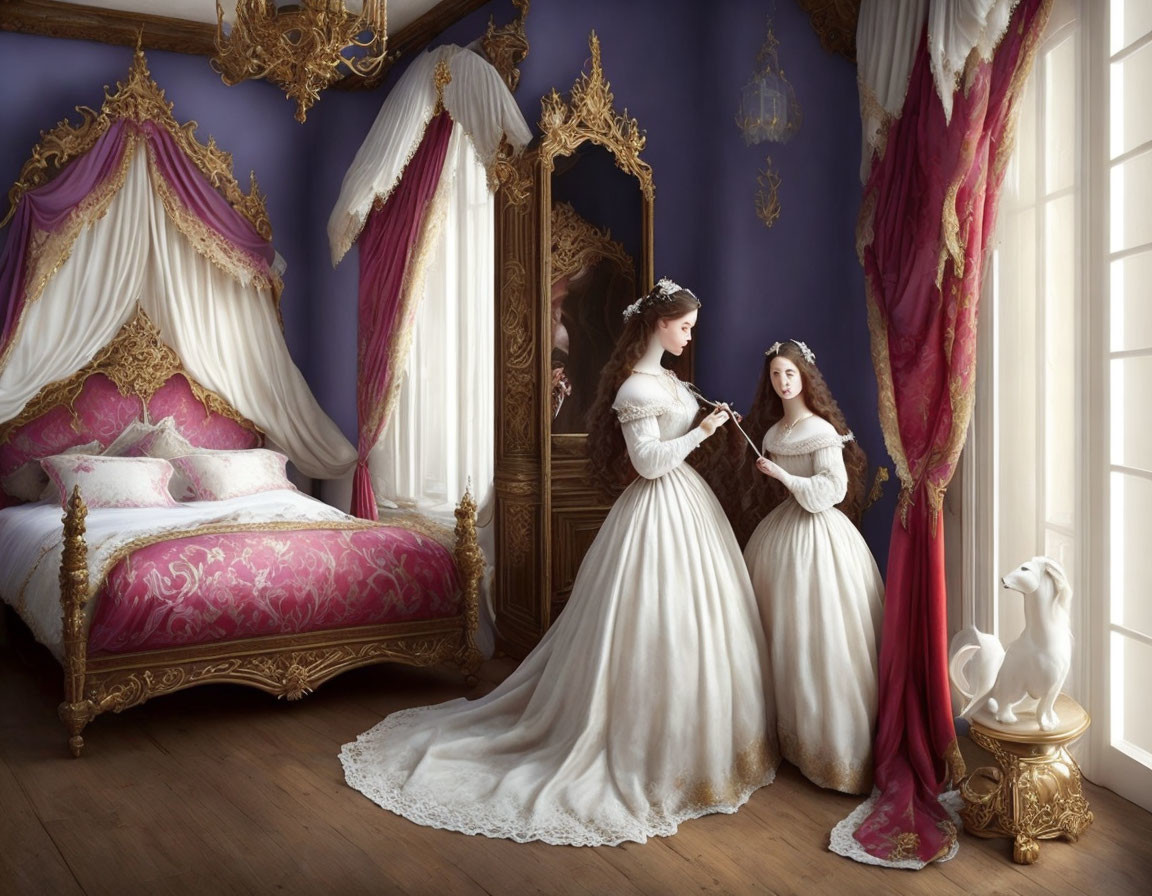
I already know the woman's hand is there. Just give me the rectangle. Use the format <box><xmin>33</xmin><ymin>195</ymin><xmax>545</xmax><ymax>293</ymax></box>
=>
<box><xmin>756</xmin><ymin>456</ymin><xmax>786</xmax><ymax>480</ymax></box>
<box><xmin>698</xmin><ymin>407</ymin><xmax>730</xmax><ymax>438</ymax></box>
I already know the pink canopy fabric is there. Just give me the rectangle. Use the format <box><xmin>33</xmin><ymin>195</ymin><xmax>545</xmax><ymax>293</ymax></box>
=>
<box><xmin>350</xmin><ymin>111</ymin><xmax>454</xmax><ymax>520</ymax></box>
<box><xmin>849</xmin><ymin>0</ymin><xmax>1051</xmax><ymax>866</ymax></box>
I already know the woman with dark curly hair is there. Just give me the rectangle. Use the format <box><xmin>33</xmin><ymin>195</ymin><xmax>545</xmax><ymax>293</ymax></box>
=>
<box><xmin>342</xmin><ymin>279</ymin><xmax>778</xmax><ymax>847</ymax></box>
<box><xmin>742</xmin><ymin>339</ymin><xmax>883</xmax><ymax>796</ymax></box>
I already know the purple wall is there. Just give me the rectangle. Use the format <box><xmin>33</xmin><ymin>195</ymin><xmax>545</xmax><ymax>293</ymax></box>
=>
<box><xmin>0</xmin><ymin>1</ymin><xmax>895</xmax><ymax>563</ymax></box>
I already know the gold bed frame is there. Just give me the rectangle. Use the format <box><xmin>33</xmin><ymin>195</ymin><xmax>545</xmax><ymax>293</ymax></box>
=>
<box><xmin>1</xmin><ymin>49</ymin><xmax>484</xmax><ymax>757</ymax></box>
<box><xmin>55</xmin><ymin>481</ymin><xmax>483</xmax><ymax>759</ymax></box>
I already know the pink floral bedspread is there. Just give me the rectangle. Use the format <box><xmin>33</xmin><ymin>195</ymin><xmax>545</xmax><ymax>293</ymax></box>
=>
<box><xmin>87</xmin><ymin>525</ymin><xmax>460</xmax><ymax>655</ymax></box>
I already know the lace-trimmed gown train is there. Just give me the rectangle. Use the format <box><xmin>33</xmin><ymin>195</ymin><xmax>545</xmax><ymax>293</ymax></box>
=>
<box><xmin>340</xmin><ymin>370</ymin><xmax>779</xmax><ymax>846</ymax></box>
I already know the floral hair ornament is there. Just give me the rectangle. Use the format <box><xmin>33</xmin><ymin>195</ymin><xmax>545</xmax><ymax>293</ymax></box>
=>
<box><xmin>766</xmin><ymin>339</ymin><xmax>815</xmax><ymax>364</ymax></box>
<box><xmin>622</xmin><ymin>277</ymin><xmax>695</xmax><ymax>320</ymax></box>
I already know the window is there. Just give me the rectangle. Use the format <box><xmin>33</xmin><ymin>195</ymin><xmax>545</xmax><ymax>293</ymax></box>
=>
<box><xmin>964</xmin><ymin>0</ymin><xmax>1152</xmax><ymax>811</ymax></box>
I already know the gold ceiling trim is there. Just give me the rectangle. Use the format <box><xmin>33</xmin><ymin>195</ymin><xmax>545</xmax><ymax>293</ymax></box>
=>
<box><xmin>550</xmin><ymin>201</ymin><xmax>633</xmax><ymax>286</ymax></box>
<box><xmin>482</xmin><ymin>0</ymin><xmax>530</xmax><ymax>94</ymax></box>
<box><xmin>538</xmin><ymin>32</ymin><xmax>654</xmax><ymax>202</ymax></box>
<box><xmin>0</xmin><ymin>308</ymin><xmax>262</xmax><ymax>444</ymax></box>
<box><xmin>1</xmin><ymin>44</ymin><xmax>271</xmax><ymax>240</ymax></box>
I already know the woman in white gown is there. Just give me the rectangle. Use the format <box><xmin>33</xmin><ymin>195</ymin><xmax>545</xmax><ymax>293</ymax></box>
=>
<box><xmin>341</xmin><ymin>280</ymin><xmax>778</xmax><ymax>846</ymax></box>
<box><xmin>742</xmin><ymin>339</ymin><xmax>883</xmax><ymax>795</ymax></box>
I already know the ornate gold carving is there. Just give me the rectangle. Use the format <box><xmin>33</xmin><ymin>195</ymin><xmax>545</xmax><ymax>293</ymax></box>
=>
<box><xmin>2</xmin><ymin>45</ymin><xmax>272</xmax><ymax>242</ymax></box>
<box><xmin>961</xmin><ymin>702</ymin><xmax>1094</xmax><ymax>864</ymax></box>
<box><xmin>482</xmin><ymin>0</ymin><xmax>530</xmax><ymax>94</ymax></box>
<box><xmin>550</xmin><ymin>201</ymin><xmax>633</xmax><ymax>286</ymax></box>
<box><xmin>58</xmin><ymin>486</ymin><xmax>94</xmax><ymax>758</ymax></box>
<box><xmin>453</xmin><ymin>488</ymin><xmax>485</xmax><ymax>679</ymax></box>
<box><xmin>795</xmin><ymin>0</ymin><xmax>862</xmax><ymax>61</ymax></box>
<box><xmin>85</xmin><ymin>627</ymin><xmax>468</xmax><ymax>718</ymax></box>
<box><xmin>0</xmin><ymin>309</ymin><xmax>262</xmax><ymax>446</ymax></box>
<box><xmin>212</xmin><ymin>0</ymin><xmax>389</xmax><ymax>124</ymax></box>
<box><xmin>499</xmin><ymin>258</ymin><xmax>536</xmax><ymax>454</ymax></box>
<box><xmin>433</xmin><ymin>58</ymin><xmax>453</xmax><ymax>114</ymax></box>
<box><xmin>538</xmin><ymin>33</ymin><xmax>654</xmax><ymax>202</ymax></box>
<box><xmin>491</xmin><ymin>138</ymin><xmax>534</xmax><ymax>205</ymax></box>
<box><xmin>755</xmin><ymin>155</ymin><xmax>782</xmax><ymax>229</ymax></box>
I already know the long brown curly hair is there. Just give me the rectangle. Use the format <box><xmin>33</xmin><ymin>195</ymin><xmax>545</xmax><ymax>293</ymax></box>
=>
<box><xmin>740</xmin><ymin>341</ymin><xmax>868</xmax><ymax>530</ymax></box>
<box><xmin>585</xmin><ymin>286</ymin><xmax>701</xmax><ymax>498</ymax></box>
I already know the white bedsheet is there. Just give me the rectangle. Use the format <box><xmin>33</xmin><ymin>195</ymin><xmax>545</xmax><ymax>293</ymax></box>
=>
<box><xmin>0</xmin><ymin>489</ymin><xmax>351</xmax><ymax>660</ymax></box>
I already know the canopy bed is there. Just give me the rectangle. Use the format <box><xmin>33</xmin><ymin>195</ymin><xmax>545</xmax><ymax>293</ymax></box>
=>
<box><xmin>0</xmin><ymin>49</ymin><xmax>483</xmax><ymax>757</ymax></box>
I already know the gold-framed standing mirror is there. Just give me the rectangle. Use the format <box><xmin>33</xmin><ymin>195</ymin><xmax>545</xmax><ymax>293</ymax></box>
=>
<box><xmin>493</xmin><ymin>32</ymin><xmax>655</xmax><ymax>657</ymax></box>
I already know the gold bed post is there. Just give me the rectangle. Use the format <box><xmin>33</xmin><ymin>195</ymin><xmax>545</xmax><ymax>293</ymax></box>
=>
<box><xmin>58</xmin><ymin>486</ymin><xmax>94</xmax><ymax>757</ymax></box>
<box><xmin>453</xmin><ymin>488</ymin><xmax>485</xmax><ymax>683</ymax></box>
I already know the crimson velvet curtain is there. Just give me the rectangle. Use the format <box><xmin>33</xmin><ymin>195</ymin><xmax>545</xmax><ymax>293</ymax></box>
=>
<box><xmin>350</xmin><ymin>112</ymin><xmax>454</xmax><ymax>520</ymax></box>
<box><xmin>852</xmin><ymin>0</ymin><xmax>1051</xmax><ymax>865</ymax></box>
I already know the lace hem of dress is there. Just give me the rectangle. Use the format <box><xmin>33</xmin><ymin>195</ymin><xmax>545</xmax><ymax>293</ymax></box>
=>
<box><xmin>764</xmin><ymin>430</ymin><xmax>855</xmax><ymax>457</ymax></box>
<box><xmin>613</xmin><ymin>402</ymin><xmax>670</xmax><ymax>423</ymax></box>
<box><xmin>827</xmin><ymin>789</ymin><xmax>962</xmax><ymax>869</ymax></box>
<box><xmin>339</xmin><ymin>704</ymin><xmax>777</xmax><ymax>848</ymax></box>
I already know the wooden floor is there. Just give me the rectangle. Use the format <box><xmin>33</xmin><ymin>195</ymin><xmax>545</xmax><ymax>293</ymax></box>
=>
<box><xmin>2</xmin><ymin>609</ymin><xmax>1151</xmax><ymax>896</ymax></box>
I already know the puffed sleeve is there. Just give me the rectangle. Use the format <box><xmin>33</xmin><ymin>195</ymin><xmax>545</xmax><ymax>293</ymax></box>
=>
<box><xmin>618</xmin><ymin>410</ymin><xmax>706</xmax><ymax>480</ymax></box>
<box><xmin>775</xmin><ymin>444</ymin><xmax>848</xmax><ymax>513</ymax></box>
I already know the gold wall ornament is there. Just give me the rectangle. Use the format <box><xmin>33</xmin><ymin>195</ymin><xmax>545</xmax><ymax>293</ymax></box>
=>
<box><xmin>0</xmin><ymin>309</ymin><xmax>263</xmax><ymax>446</ymax></box>
<box><xmin>755</xmin><ymin>155</ymin><xmax>782</xmax><ymax>228</ymax></box>
<box><xmin>1</xmin><ymin>44</ymin><xmax>272</xmax><ymax>241</ymax></box>
<box><xmin>960</xmin><ymin>696</ymin><xmax>1094</xmax><ymax>864</ymax></box>
<box><xmin>212</xmin><ymin>0</ymin><xmax>390</xmax><ymax>123</ymax></box>
<box><xmin>482</xmin><ymin>0</ymin><xmax>530</xmax><ymax>94</ymax></box>
<box><xmin>538</xmin><ymin>32</ymin><xmax>654</xmax><ymax>202</ymax></box>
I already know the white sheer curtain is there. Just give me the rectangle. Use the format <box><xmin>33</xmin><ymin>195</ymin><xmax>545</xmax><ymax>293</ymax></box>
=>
<box><xmin>370</xmin><ymin>126</ymin><xmax>494</xmax><ymax>517</ymax></box>
<box><xmin>0</xmin><ymin>149</ymin><xmax>149</xmax><ymax>419</ymax></box>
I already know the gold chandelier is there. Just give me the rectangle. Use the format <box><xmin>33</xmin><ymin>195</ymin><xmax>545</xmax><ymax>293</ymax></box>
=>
<box><xmin>213</xmin><ymin>1</ymin><xmax>390</xmax><ymax>123</ymax></box>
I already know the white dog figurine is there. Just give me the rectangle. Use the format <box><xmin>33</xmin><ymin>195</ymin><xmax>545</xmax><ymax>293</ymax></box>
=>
<box><xmin>949</xmin><ymin>556</ymin><xmax>1073</xmax><ymax>731</ymax></box>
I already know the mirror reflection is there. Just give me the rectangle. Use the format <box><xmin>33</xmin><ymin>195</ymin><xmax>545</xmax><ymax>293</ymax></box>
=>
<box><xmin>549</xmin><ymin>145</ymin><xmax>641</xmax><ymax>433</ymax></box>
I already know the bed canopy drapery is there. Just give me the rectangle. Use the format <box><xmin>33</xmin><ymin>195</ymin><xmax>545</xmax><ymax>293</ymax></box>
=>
<box><xmin>0</xmin><ymin>48</ymin><xmax>356</xmax><ymax>480</ymax></box>
<box><xmin>328</xmin><ymin>44</ymin><xmax>532</xmax><ymax>520</ymax></box>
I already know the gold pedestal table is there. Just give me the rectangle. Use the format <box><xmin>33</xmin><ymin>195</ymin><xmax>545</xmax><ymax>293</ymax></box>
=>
<box><xmin>960</xmin><ymin>693</ymin><xmax>1093</xmax><ymax>864</ymax></box>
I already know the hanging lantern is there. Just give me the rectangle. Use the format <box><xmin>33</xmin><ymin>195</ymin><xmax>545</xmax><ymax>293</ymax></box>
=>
<box><xmin>736</xmin><ymin>18</ymin><xmax>802</xmax><ymax>146</ymax></box>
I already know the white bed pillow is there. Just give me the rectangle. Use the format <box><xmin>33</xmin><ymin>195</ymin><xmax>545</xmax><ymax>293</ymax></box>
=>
<box><xmin>2</xmin><ymin>441</ymin><xmax>103</xmax><ymax>503</ymax></box>
<box><xmin>170</xmin><ymin>449</ymin><xmax>295</xmax><ymax>501</ymax></box>
<box><xmin>97</xmin><ymin>417</ymin><xmax>198</xmax><ymax>500</ymax></box>
<box><xmin>102</xmin><ymin>416</ymin><xmax>195</xmax><ymax>458</ymax></box>
<box><xmin>40</xmin><ymin>454</ymin><xmax>179</xmax><ymax>509</ymax></box>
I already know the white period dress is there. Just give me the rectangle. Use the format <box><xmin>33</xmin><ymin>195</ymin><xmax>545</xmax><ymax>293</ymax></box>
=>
<box><xmin>340</xmin><ymin>369</ymin><xmax>778</xmax><ymax>846</ymax></box>
<box><xmin>743</xmin><ymin>415</ymin><xmax>883</xmax><ymax>795</ymax></box>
